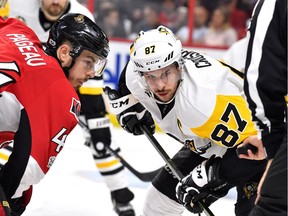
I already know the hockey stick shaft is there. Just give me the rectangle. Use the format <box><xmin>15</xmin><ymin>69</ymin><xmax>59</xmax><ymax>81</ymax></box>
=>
<box><xmin>140</xmin><ymin>124</ymin><xmax>215</xmax><ymax>216</ymax></box>
<box><xmin>105</xmin><ymin>145</ymin><xmax>162</xmax><ymax>182</ymax></box>
<box><xmin>78</xmin><ymin>119</ymin><xmax>161</xmax><ymax>182</ymax></box>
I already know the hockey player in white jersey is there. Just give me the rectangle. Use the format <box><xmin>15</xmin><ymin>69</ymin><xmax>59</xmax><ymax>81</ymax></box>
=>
<box><xmin>10</xmin><ymin>0</ymin><xmax>94</xmax><ymax>44</ymax></box>
<box><xmin>221</xmin><ymin>37</ymin><xmax>248</xmax><ymax>73</ymax></box>
<box><xmin>3</xmin><ymin>0</ymin><xmax>135</xmax><ymax>215</ymax></box>
<box><xmin>105</xmin><ymin>26</ymin><xmax>267</xmax><ymax>216</ymax></box>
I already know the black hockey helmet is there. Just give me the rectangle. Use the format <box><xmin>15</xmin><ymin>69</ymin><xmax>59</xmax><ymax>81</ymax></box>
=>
<box><xmin>46</xmin><ymin>13</ymin><xmax>109</xmax><ymax>60</ymax></box>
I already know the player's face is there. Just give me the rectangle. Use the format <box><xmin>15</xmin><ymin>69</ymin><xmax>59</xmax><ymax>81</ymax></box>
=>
<box><xmin>67</xmin><ymin>50</ymin><xmax>103</xmax><ymax>90</ymax></box>
<box><xmin>40</xmin><ymin>0</ymin><xmax>69</xmax><ymax>19</ymax></box>
<box><xmin>143</xmin><ymin>63</ymin><xmax>181</xmax><ymax>102</ymax></box>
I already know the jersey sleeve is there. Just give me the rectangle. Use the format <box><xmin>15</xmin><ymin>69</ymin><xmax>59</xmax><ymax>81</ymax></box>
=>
<box><xmin>27</xmin><ymin>79</ymin><xmax>80</xmax><ymax>173</ymax></box>
<box><xmin>2</xmin><ymin>77</ymin><xmax>80</xmax><ymax>199</ymax></box>
<box><xmin>191</xmin><ymin>95</ymin><xmax>257</xmax><ymax>148</ymax></box>
<box><xmin>77</xmin><ymin>76</ymin><xmax>106</xmax><ymax>117</ymax></box>
<box><xmin>180</xmin><ymin>54</ymin><xmax>256</xmax><ymax>148</ymax></box>
<box><xmin>77</xmin><ymin>76</ymin><xmax>112</xmax><ymax>147</ymax></box>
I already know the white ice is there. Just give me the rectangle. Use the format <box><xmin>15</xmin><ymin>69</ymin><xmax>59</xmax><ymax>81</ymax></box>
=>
<box><xmin>22</xmin><ymin>125</ymin><xmax>237</xmax><ymax>216</ymax></box>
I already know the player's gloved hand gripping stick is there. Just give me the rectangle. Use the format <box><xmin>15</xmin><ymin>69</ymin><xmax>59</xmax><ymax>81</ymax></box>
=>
<box><xmin>103</xmin><ymin>86</ymin><xmax>155</xmax><ymax>136</ymax></box>
<box><xmin>140</xmin><ymin>124</ymin><xmax>215</xmax><ymax>216</ymax></box>
<box><xmin>104</xmin><ymin>86</ymin><xmax>214</xmax><ymax>215</ymax></box>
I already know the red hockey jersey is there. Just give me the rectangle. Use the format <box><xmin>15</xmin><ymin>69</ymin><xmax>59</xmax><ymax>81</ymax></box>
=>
<box><xmin>0</xmin><ymin>18</ymin><xmax>80</xmax><ymax>199</ymax></box>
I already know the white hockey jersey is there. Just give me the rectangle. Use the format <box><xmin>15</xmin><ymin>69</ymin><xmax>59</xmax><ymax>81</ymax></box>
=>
<box><xmin>125</xmin><ymin>49</ymin><xmax>257</xmax><ymax>158</ymax></box>
<box><xmin>221</xmin><ymin>37</ymin><xmax>248</xmax><ymax>73</ymax></box>
<box><xmin>9</xmin><ymin>0</ymin><xmax>95</xmax><ymax>43</ymax></box>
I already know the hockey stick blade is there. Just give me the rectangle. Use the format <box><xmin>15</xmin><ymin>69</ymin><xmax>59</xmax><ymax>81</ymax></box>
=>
<box><xmin>78</xmin><ymin>119</ymin><xmax>162</xmax><ymax>182</ymax></box>
<box><xmin>140</xmin><ymin>124</ymin><xmax>215</xmax><ymax>216</ymax></box>
<box><xmin>105</xmin><ymin>145</ymin><xmax>162</xmax><ymax>182</ymax></box>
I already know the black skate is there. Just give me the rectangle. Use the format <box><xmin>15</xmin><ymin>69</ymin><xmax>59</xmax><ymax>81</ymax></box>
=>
<box><xmin>111</xmin><ymin>188</ymin><xmax>135</xmax><ymax>216</ymax></box>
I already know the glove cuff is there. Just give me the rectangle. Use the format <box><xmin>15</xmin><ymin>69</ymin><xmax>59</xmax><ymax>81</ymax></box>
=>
<box><xmin>108</xmin><ymin>94</ymin><xmax>139</xmax><ymax>115</ymax></box>
<box><xmin>87</xmin><ymin>116</ymin><xmax>110</xmax><ymax>130</ymax></box>
<box><xmin>191</xmin><ymin>160</ymin><xmax>208</xmax><ymax>187</ymax></box>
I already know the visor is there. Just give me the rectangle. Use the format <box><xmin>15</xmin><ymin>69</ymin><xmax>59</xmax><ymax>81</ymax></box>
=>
<box><xmin>94</xmin><ymin>58</ymin><xmax>108</xmax><ymax>77</ymax></box>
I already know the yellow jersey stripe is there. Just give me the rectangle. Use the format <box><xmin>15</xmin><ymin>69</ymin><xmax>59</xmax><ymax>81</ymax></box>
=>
<box><xmin>79</xmin><ymin>87</ymin><xmax>103</xmax><ymax>95</ymax></box>
<box><xmin>0</xmin><ymin>152</ymin><xmax>9</xmax><ymax>161</ymax></box>
<box><xmin>96</xmin><ymin>158</ymin><xmax>120</xmax><ymax>169</ymax></box>
<box><xmin>191</xmin><ymin>95</ymin><xmax>257</xmax><ymax>147</ymax></box>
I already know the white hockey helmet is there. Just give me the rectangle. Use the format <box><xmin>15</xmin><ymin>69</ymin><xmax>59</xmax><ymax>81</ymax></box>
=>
<box><xmin>130</xmin><ymin>26</ymin><xmax>182</xmax><ymax>73</ymax></box>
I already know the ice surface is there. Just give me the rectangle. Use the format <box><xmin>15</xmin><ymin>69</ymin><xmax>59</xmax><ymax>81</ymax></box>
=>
<box><xmin>22</xmin><ymin>125</ymin><xmax>236</xmax><ymax>216</ymax></box>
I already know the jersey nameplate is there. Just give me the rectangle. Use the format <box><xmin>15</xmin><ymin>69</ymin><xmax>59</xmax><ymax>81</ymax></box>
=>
<box><xmin>6</xmin><ymin>34</ymin><xmax>47</xmax><ymax>66</ymax></box>
<box><xmin>182</xmin><ymin>50</ymin><xmax>211</xmax><ymax>68</ymax></box>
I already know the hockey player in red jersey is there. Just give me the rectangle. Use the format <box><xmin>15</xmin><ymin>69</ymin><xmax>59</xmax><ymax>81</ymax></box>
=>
<box><xmin>6</xmin><ymin>1</ymin><xmax>136</xmax><ymax>215</ymax></box>
<box><xmin>105</xmin><ymin>26</ymin><xmax>268</xmax><ymax>216</ymax></box>
<box><xmin>0</xmin><ymin>13</ymin><xmax>109</xmax><ymax>215</ymax></box>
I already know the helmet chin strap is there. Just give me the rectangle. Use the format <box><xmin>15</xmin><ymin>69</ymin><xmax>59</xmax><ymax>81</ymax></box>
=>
<box><xmin>61</xmin><ymin>66</ymin><xmax>70</xmax><ymax>78</ymax></box>
<box><xmin>46</xmin><ymin>45</ymin><xmax>78</xmax><ymax>78</ymax></box>
<box><xmin>62</xmin><ymin>56</ymin><xmax>76</xmax><ymax>78</ymax></box>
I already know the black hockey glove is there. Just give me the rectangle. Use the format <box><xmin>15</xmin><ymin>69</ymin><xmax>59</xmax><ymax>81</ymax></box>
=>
<box><xmin>0</xmin><ymin>185</ymin><xmax>11</xmax><ymax>216</ymax></box>
<box><xmin>9</xmin><ymin>187</ymin><xmax>32</xmax><ymax>216</ymax></box>
<box><xmin>104</xmin><ymin>86</ymin><xmax>155</xmax><ymax>136</ymax></box>
<box><xmin>9</xmin><ymin>197</ymin><xmax>26</xmax><ymax>216</ymax></box>
<box><xmin>175</xmin><ymin>155</ymin><xmax>232</xmax><ymax>214</ymax></box>
<box><xmin>83</xmin><ymin>116</ymin><xmax>112</xmax><ymax>156</ymax></box>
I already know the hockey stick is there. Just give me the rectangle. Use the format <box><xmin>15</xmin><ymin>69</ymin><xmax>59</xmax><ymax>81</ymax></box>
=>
<box><xmin>78</xmin><ymin>119</ymin><xmax>162</xmax><ymax>182</ymax></box>
<box><xmin>105</xmin><ymin>145</ymin><xmax>162</xmax><ymax>182</ymax></box>
<box><xmin>139</xmin><ymin>124</ymin><xmax>215</xmax><ymax>216</ymax></box>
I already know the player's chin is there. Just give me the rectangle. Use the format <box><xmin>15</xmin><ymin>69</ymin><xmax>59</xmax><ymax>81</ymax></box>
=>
<box><xmin>73</xmin><ymin>83</ymin><xmax>82</xmax><ymax>91</ymax></box>
<box><xmin>74</xmin><ymin>81</ymin><xmax>84</xmax><ymax>90</ymax></box>
<box><xmin>156</xmin><ymin>93</ymin><xmax>173</xmax><ymax>102</ymax></box>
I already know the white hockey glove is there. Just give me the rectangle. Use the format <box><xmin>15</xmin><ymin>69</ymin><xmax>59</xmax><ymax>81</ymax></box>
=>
<box><xmin>104</xmin><ymin>86</ymin><xmax>155</xmax><ymax>136</ymax></box>
<box><xmin>175</xmin><ymin>155</ymin><xmax>231</xmax><ymax>214</ymax></box>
